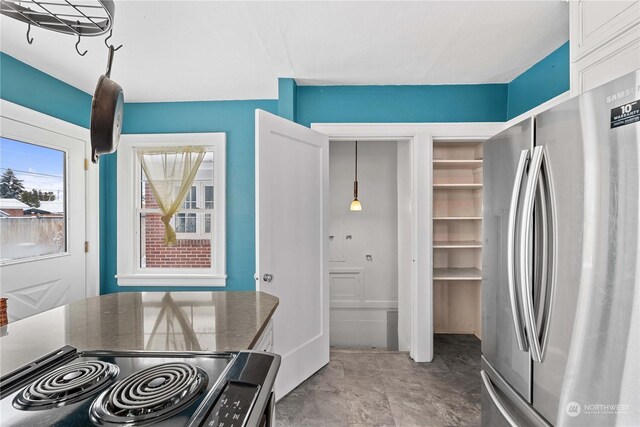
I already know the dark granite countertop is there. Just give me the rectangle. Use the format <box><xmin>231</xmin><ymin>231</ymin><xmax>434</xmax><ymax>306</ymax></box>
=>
<box><xmin>0</xmin><ymin>291</ymin><xmax>278</xmax><ymax>376</ymax></box>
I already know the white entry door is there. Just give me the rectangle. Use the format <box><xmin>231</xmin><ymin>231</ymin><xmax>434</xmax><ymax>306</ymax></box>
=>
<box><xmin>0</xmin><ymin>116</ymin><xmax>86</xmax><ymax>321</ymax></box>
<box><xmin>255</xmin><ymin>109</ymin><xmax>329</xmax><ymax>399</ymax></box>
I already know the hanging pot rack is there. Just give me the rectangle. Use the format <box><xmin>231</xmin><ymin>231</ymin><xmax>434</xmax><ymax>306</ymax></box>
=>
<box><xmin>0</xmin><ymin>0</ymin><xmax>121</xmax><ymax>54</ymax></box>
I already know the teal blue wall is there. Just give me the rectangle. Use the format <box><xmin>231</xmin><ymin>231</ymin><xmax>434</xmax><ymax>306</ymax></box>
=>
<box><xmin>100</xmin><ymin>100</ymin><xmax>278</xmax><ymax>294</ymax></box>
<box><xmin>295</xmin><ymin>41</ymin><xmax>570</xmax><ymax>126</ymax></box>
<box><xmin>0</xmin><ymin>52</ymin><xmax>92</xmax><ymax>127</ymax></box>
<box><xmin>506</xmin><ymin>42</ymin><xmax>570</xmax><ymax>119</ymax></box>
<box><xmin>278</xmin><ymin>78</ymin><xmax>297</xmax><ymax>122</ymax></box>
<box><xmin>0</xmin><ymin>43</ymin><xmax>569</xmax><ymax>294</ymax></box>
<box><xmin>296</xmin><ymin>84</ymin><xmax>508</xmax><ymax>126</ymax></box>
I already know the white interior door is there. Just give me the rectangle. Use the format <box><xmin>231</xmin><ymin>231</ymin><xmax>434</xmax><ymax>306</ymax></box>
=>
<box><xmin>255</xmin><ymin>109</ymin><xmax>329</xmax><ymax>399</ymax></box>
<box><xmin>0</xmin><ymin>116</ymin><xmax>86</xmax><ymax>321</ymax></box>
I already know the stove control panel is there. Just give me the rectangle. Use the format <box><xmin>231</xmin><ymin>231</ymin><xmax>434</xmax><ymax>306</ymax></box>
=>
<box><xmin>188</xmin><ymin>352</ymin><xmax>280</xmax><ymax>427</ymax></box>
<box><xmin>202</xmin><ymin>381</ymin><xmax>260</xmax><ymax>427</ymax></box>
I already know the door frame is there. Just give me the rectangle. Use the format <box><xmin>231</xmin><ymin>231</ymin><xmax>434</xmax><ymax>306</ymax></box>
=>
<box><xmin>0</xmin><ymin>100</ymin><xmax>100</xmax><ymax>298</ymax></box>
<box><xmin>312</xmin><ymin>122</ymin><xmax>502</xmax><ymax>362</ymax></box>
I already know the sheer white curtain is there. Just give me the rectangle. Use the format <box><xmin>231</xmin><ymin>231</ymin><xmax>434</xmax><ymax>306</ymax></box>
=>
<box><xmin>139</xmin><ymin>147</ymin><xmax>205</xmax><ymax>246</ymax></box>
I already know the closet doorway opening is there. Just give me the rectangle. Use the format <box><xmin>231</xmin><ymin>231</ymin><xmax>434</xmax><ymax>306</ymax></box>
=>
<box><xmin>432</xmin><ymin>139</ymin><xmax>484</xmax><ymax>357</ymax></box>
<box><xmin>328</xmin><ymin>139</ymin><xmax>412</xmax><ymax>351</ymax></box>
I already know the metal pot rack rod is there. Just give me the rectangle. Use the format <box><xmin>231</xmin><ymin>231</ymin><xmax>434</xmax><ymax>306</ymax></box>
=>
<box><xmin>0</xmin><ymin>0</ymin><xmax>119</xmax><ymax>55</ymax></box>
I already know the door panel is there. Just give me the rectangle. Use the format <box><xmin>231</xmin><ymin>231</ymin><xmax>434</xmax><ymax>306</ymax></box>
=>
<box><xmin>482</xmin><ymin>118</ymin><xmax>533</xmax><ymax>401</ymax></box>
<box><xmin>533</xmin><ymin>70</ymin><xmax>640</xmax><ymax>425</ymax></box>
<box><xmin>255</xmin><ymin>110</ymin><xmax>329</xmax><ymax>399</ymax></box>
<box><xmin>0</xmin><ymin>117</ymin><xmax>86</xmax><ymax>321</ymax></box>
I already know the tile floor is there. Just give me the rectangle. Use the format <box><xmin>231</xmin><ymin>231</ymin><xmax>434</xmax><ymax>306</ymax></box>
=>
<box><xmin>275</xmin><ymin>334</ymin><xmax>481</xmax><ymax>427</ymax></box>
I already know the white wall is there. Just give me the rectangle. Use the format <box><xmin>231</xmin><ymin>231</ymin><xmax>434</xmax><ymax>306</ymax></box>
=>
<box><xmin>329</xmin><ymin>140</ymin><xmax>399</xmax><ymax>348</ymax></box>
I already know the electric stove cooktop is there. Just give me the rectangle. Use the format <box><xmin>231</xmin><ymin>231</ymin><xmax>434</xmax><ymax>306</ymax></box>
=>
<box><xmin>0</xmin><ymin>346</ymin><xmax>280</xmax><ymax>427</ymax></box>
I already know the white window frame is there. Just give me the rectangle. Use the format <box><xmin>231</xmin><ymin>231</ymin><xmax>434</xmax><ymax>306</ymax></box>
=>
<box><xmin>172</xmin><ymin>182</ymin><xmax>214</xmax><ymax>239</ymax></box>
<box><xmin>116</xmin><ymin>133</ymin><xmax>226</xmax><ymax>287</ymax></box>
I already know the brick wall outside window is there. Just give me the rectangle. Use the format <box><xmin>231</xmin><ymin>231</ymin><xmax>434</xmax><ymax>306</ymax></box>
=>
<box><xmin>143</xmin><ymin>185</ymin><xmax>211</xmax><ymax>268</ymax></box>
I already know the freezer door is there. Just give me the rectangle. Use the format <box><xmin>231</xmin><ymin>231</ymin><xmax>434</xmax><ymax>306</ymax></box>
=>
<box><xmin>481</xmin><ymin>357</ymin><xmax>551</xmax><ymax>427</ymax></box>
<box><xmin>482</xmin><ymin>118</ymin><xmax>533</xmax><ymax>401</ymax></box>
<box><xmin>532</xmin><ymin>70</ymin><xmax>640</xmax><ymax>426</ymax></box>
<box><xmin>482</xmin><ymin>383</ymin><xmax>517</xmax><ymax>427</ymax></box>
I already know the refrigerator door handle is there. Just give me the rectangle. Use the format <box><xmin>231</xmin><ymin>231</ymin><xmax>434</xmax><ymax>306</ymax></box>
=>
<box><xmin>507</xmin><ymin>149</ymin><xmax>530</xmax><ymax>352</ymax></box>
<box><xmin>481</xmin><ymin>370</ymin><xmax>519</xmax><ymax>427</ymax></box>
<box><xmin>535</xmin><ymin>164</ymin><xmax>555</xmax><ymax>356</ymax></box>
<box><xmin>535</xmin><ymin>147</ymin><xmax>557</xmax><ymax>364</ymax></box>
<box><xmin>520</xmin><ymin>146</ymin><xmax>544</xmax><ymax>362</ymax></box>
<box><xmin>519</xmin><ymin>145</ymin><xmax>556</xmax><ymax>363</ymax></box>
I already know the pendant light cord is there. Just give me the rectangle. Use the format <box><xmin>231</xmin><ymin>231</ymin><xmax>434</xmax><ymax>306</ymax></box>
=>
<box><xmin>355</xmin><ymin>140</ymin><xmax>358</xmax><ymax>181</ymax></box>
<box><xmin>354</xmin><ymin>141</ymin><xmax>359</xmax><ymax>198</ymax></box>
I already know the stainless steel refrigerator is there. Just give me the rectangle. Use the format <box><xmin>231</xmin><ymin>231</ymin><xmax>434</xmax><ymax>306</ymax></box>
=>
<box><xmin>481</xmin><ymin>70</ymin><xmax>640</xmax><ymax>427</ymax></box>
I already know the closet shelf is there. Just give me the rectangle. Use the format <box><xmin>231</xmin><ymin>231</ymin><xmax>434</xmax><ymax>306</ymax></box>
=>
<box><xmin>433</xmin><ymin>216</ymin><xmax>482</xmax><ymax>220</ymax></box>
<box><xmin>432</xmin><ymin>160</ymin><xmax>483</xmax><ymax>169</ymax></box>
<box><xmin>433</xmin><ymin>268</ymin><xmax>482</xmax><ymax>281</ymax></box>
<box><xmin>433</xmin><ymin>240</ymin><xmax>482</xmax><ymax>248</ymax></box>
<box><xmin>433</xmin><ymin>184</ymin><xmax>483</xmax><ymax>190</ymax></box>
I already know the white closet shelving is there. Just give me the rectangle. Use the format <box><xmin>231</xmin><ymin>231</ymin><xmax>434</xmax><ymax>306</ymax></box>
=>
<box><xmin>432</xmin><ymin>160</ymin><xmax>483</xmax><ymax>169</ymax></box>
<box><xmin>432</xmin><ymin>241</ymin><xmax>482</xmax><ymax>249</ymax></box>
<box><xmin>433</xmin><ymin>267</ymin><xmax>482</xmax><ymax>280</ymax></box>
<box><xmin>432</xmin><ymin>141</ymin><xmax>483</xmax><ymax>338</ymax></box>
<box><xmin>433</xmin><ymin>183</ymin><xmax>482</xmax><ymax>189</ymax></box>
<box><xmin>433</xmin><ymin>216</ymin><xmax>482</xmax><ymax>220</ymax></box>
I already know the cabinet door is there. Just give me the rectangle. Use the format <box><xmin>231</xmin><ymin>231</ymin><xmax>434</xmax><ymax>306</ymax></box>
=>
<box><xmin>254</xmin><ymin>319</ymin><xmax>274</xmax><ymax>352</ymax></box>
<box><xmin>570</xmin><ymin>0</ymin><xmax>639</xmax><ymax>61</ymax></box>
<box><xmin>572</xmin><ymin>25</ymin><xmax>640</xmax><ymax>95</ymax></box>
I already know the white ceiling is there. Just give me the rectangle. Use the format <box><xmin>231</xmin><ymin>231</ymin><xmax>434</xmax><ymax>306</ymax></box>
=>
<box><xmin>0</xmin><ymin>1</ymin><xmax>569</xmax><ymax>102</ymax></box>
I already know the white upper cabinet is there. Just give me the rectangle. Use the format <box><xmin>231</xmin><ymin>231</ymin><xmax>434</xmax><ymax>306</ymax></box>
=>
<box><xmin>570</xmin><ymin>0</ymin><xmax>640</xmax><ymax>95</ymax></box>
<box><xmin>571</xmin><ymin>0</ymin><xmax>639</xmax><ymax>60</ymax></box>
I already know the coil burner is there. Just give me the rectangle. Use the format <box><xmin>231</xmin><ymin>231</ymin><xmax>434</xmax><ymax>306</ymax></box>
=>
<box><xmin>90</xmin><ymin>362</ymin><xmax>208</xmax><ymax>425</ymax></box>
<box><xmin>14</xmin><ymin>360</ymin><xmax>119</xmax><ymax>410</ymax></box>
<box><xmin>0</xmin><ymin>345</ymin><xmax>279</xmax><ymax>426</ymax></box>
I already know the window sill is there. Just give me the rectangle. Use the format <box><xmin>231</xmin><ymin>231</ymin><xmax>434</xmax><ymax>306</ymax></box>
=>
<box><xmin>116</xmin><ymin>273</ymin><xmax>227</xmax><ymax>287</ymax></box>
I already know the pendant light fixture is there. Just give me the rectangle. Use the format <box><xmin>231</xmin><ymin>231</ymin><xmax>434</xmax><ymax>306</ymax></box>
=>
<box><xmin>350</xmin><ymin>140</ymin><xmax>362</xmax><ymax>211</ymax></box>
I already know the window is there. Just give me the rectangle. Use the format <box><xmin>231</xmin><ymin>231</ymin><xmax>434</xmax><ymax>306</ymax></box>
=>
<box><xmin>204</xmin><ymin>186</ymin><xmax>214</xmax><ymax>233</ymax></box>
<box><xmin>173</xmin><ymin>183</ymin><xmax>212</xmax><ymax>238</ymax></box>
<box><xmin>0</xmin><ymin>137</ymin><xmax>66</xmax><ymax>263</ymax></box>
<box><xmin>117</xmin><ymin>133</ymin><xmax>226</xmax><ymax>287</ymax></box>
